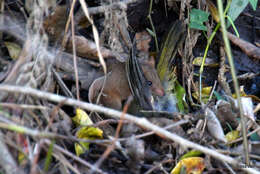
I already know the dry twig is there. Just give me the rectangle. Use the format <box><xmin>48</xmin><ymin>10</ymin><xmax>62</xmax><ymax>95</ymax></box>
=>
<box><xmin>218</xmin><ymin>46</ymin><xmax>232</xmax><ymax>96</ymax></box>
<box><xmin>227</xmin><ymin>31</ymin><xmax>260</xmax><ymax>60</ymax></box>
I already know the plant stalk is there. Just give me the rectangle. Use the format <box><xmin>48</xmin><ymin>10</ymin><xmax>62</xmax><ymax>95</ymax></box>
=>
<box><xmin>217</xmin><ymin>0</ymin><xmax>249</xmax><ymax>165</ymax></box>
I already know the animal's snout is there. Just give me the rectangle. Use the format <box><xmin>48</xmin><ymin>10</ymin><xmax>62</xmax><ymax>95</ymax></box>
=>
<box><xmin>154</xmin><ymin>88</ymin><xmax>165</xmax><ymax>97</ymax></box>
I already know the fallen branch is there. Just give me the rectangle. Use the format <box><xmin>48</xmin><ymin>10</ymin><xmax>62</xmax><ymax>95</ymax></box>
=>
<box><xmin>0</xmin><ymin>85</ymin><xmax>259</xmax><ymax>173</ymax></box>
<box><xmin>227</xmin><ymin>31</ymin><xmax>260</xmax><ymax>60</ymax></box>
<box><xmin>66</xmin><ymin>35</ymin><xmax>115</xmax><ymax>59</ymax></box>
<box><xmin>87</xmin><ymin>0</ymin><xmax>137</xmax><ymax>15</ymax></box>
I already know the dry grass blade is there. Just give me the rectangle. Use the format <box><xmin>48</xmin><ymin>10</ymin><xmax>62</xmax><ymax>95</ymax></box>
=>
<box><xmin>70</xmin><ymin>0</ymin><xmax>80</xmax><ymax>100</ymax></box>
<box><xmin>79</xmin><ymin>0</ymin><xmax>107</xmax><ymax>75</ymax></box>
<box><xmin>79</xmin><ymin>0</ymin><xmax>107</xmax><ymax>105</ymax></box>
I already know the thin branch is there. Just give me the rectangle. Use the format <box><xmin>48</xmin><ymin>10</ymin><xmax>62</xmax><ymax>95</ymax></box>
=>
<box><xmin>0</xmin><ymin>103</ymin><xmax>48</xmax><ymax>110</ymax></box>
<box><xmin>70</xmin><ymin>0</ymin><xmax>80</xmax><ymax>100</ymax></box>
<box><xmin>79</xmin><ymin>0</ymin><xmax>107</xmax><ymax>105</ymax></box>
<box><xmin>0</xmin><ymin>120</ymin><xmax>65</xmax><ymax>139</ymax></box>
<box><xmin>218</xmin><ymin>46</ymin><xmax>232</xmax><ymax>96</ymax></box>
<box><xmin>147</xmin><ymin>0</ymin><xmax>159</xmax><ymax>52</ymax></box>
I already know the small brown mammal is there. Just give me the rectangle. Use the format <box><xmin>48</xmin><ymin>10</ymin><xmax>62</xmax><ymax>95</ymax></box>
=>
<box><xmin>88</xmin><ymin>57</ymin><xmax>164</xmax><ymax>110</ymax></box>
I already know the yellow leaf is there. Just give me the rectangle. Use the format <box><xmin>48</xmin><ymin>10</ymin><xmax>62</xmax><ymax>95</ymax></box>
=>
<box><xmin>226</xmin><ymin>130</ymin><xmax>240</xmax><ymax>143</ymax></box>
<box><xmin>201</xmin><ymin>86</ymin><xmax>212</xmax><ymax>95</ymax></box>
<box><xmin>75</xmin><ymin>127</ymin><xmax>103</xmax><ymax>156</ymax></box>
<box><xmin>72</xmin><ymin>108</ymin><xmax>93</xmax><ymax>126</ymax></box>
<box><xmin>77</xmin><ymin>127</ymin><xmax>103</xmax><ymax>139</ymax></box>
<box><xmin>180</xmin><ymin>150</ymin><xmax>202</xmax><ymax>160</ymax></box>
<box><xmin>75</xmin><ymin>142</ymin><xmax>87</xmax><ymax>157</ymax></box>
<box><xmin>4</xmin><ymin>42</ymin><xmax>22</xmax><ymax>60</ymax></box>
<box><xmin>192</xmin><ymin>86</ymin><xmax>212</xmax><ymax>103</ymax></box>
<box><xmin>171</xmin><ymin>157</ymin><xmax>205</xmax><ymax>174</ymax></box>
<box><xmin>206</xmin><ymin>0</ymin><xmax>220</xmax><ymax>23</ymax></box>
<box><xmin>192</xmin><ymin>57</ymin><xmax>218</xmax><ymax>67</ymax></box>
<box><xmin>18</xmin><ymin>152</ymin><xmax>26</xmax><ymax>165</ymax></box>
<box><xmin>232</xmin><ymin>86</ymin><xmax>247</xmax><ymax>98</ymax></box>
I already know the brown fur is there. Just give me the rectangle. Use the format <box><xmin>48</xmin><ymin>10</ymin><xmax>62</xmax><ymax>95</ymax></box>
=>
<box><xmin>88</xmin><ymin>57</ymin><xmax>164</xmax><ymax>110</ymax></box>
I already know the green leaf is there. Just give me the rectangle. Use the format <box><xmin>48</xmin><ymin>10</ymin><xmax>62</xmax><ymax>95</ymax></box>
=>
<box><xmin>226</xmin><ymin>15</ymin><xmax>240</xmax><ymax>37</ymax></box>
<box><xmin>180</xmin><ymin>150</ymin><xmax>203</xmax><ymax>160</ymax></box>
<box><xmin>44</xmin><ymin>140</ymin><xmax>55</xmax><ymax>172</ymax></box>
<box><xmin>227</xmin><ymin>0</ymin><xmax>249</xmax><ymax>27</ymax></box>
<box><xmin>175</xmin><ymin>81</ymin><xmax>187</xmax><ymax>113</ymax></box>
<box><xmin>189</xmin><ymin>9</ymin><xmax>209</xmax><ymax>31</ymax></box>
<box><xmin>250</xmin><ymin>132</ymin><xmax>260</xmax><ymax>141</ymax></box>
<box><xmin>214</xmin><ymin>91</ymin><xmax>223</xmax><ymax>100</ymax></box>
<box><xmin>146</xmin><ymin>28</ymin><xmax>156</xmax><ymax>37</ymax></box>
<box><xmin>249</xmin><ymin>0</ymin><xmax>258</xmax><ymax>10</ymax></box>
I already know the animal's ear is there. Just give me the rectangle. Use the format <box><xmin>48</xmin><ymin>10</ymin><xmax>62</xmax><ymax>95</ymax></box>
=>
<box><xmin>147</xmin><ymin>55</ymin><xmax>155</xmax><ymax>67</ymax></box>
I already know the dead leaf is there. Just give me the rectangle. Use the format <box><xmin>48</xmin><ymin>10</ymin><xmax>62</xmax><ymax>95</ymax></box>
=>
<box><xmin>205</xmin><ymin>107</ymin><xmax>227</xmax><ymax>143</ymax></box>
<box><xmin>241</xmin><ymin>97</ymin><xmax>255</xmax><ymax>121</ymax></box>
<box><xmin>205</xmin><ymin>0</ymin><xmax>219</xmax><ymax>23</ymax></box>
<box><xmin>216</xmin><ymin>100</ymin><xmax>239</xmax><ymax>128</ymax></box>
<box><xmin>4</xmin><ymin>42</ymin><xmax>22</xmax><ymax>60</ymax></box>
<box><xmin>229</xmin><ymin>97</ymin><xmax>255</xmax><ymax>121</ymax></box>
<box><xmin>171</xmin><ymin>157</ymin><xmax>205</xmax><ymax>174</ymax></box>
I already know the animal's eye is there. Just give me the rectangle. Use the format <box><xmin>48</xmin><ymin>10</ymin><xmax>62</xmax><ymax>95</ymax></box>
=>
<box><xmin>147</xmin><ymin>81</ymin><xmax>152</xmax><ymax>86</ymax></box>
